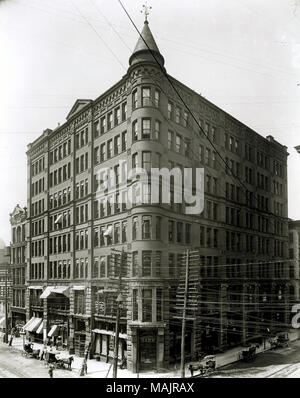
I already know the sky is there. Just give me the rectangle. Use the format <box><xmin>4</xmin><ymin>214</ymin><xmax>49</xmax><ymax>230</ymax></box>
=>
<box><xmin>0</xmin><ymin>0</ymin><xmax>299</xmax><ymax>245</ymax></box>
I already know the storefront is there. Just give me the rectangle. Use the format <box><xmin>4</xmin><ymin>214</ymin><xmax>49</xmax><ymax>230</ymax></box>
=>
<box><xmin>11</xmin><ymin>311</ymin><xmax>26</xmax><ymax>329</ymax></box>
<box><xmin>47</xmin><ymin>319</ymin><xmax>69</xmax><ymax>349</ymax></box>
<box><xmin>138</xmin><ymin>329</ymin><xmax>157</xmax><ymax>371</ymax></box>
<box><xmin>23</xmin><ymin>316</ymin><xmax>43</xmax><ymax>342</ymax></box>
<box><xmin>92</xmin><ymin>328</ymin><xmax>127</xmax><ymax>363</ymax></box>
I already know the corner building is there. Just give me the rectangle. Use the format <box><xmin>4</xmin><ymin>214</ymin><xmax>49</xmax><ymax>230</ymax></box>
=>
<box><xmin>26</xmin><ymin>20</ymin><xmax>291</xmax><ymax>372</ymax></box>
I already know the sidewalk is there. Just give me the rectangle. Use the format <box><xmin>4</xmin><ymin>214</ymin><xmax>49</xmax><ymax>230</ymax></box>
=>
<box><xmin>4</xmin><ymin>328</ymin><xmax>300</xmax><ymax>378</ymax></box>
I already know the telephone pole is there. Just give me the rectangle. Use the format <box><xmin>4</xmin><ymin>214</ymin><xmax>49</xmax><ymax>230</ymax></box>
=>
<box><xmin>113</xmin><ymin>248</ymin><xmax>124</xmax><ymax>378</ymax></box>
<box><xmin>180</xmin><ymin>249</ymin><xmax>189</xmax><ymax>378</ymax></box>
<box><xmin>4</xmin><ymin>262</ymin><xmax>8</xmax><ymax>344</ymax></box>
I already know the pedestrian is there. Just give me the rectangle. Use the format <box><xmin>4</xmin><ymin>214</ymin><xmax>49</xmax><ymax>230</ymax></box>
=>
<box><xmin>80</xmin><ymin>358</ymin><xmax>87</xmax><ymax>376</ymax></box>
<box><xmin>8</xmin><ymin>329</ymin><xmax>14</xmax><ymax>347</ymax></box>
<box><xmin>48</xmin><ymin>364</ymin><xmax>54</xmax><ymax>378</ymax></box>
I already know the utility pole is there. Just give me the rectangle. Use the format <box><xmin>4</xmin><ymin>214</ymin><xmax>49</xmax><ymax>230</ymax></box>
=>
<box><xmin>113</xmin><ymin>248</ymin><xmax>124</xmax><ymax>378</ymax></box>
<box><xmin>180</xmin><ymin>249</ymin><xmax>189</xmax><ymax>378</ymax></box>
<box><xmin>4</xmin><ymin>262</ymin><xmax>9</xmax><ymax>344</ymax></box>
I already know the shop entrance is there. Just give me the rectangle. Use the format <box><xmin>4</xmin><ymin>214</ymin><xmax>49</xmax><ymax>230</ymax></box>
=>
<box><xmin>138</xmin><ymin>329</ymin><xmax>157</xmax><ymax>371</ymax></box>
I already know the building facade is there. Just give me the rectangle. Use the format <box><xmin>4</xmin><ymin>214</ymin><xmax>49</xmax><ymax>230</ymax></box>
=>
<box><xmin>0</xmin><ymin>241</ymin><xmax>11</xmax><ymax>331</ymax></box>
<box><xmin>9</xmin><ymin>205</ymin><xmax>27</xmax><ymax>329</ymax></box>
<box><xmin>25</xmin><ymin>20</ymin><xmax>291</xmax><ymax>372</ymax></box>
<box><xmin>289</xmin><ymin>220</ymin><xmax>300</xmax><ymax>302</ymax></box>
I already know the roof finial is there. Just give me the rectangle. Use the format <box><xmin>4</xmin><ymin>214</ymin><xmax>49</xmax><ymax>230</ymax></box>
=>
<box><xmin>141</xmin><ymin>1</ymin><xmax>152</xmax><ymax>22</ymax></box>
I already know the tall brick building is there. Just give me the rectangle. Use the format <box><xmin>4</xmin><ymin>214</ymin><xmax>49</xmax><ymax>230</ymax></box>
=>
<box><xmin>9</xmin><ymin>205</ymin><xmax>27</xmax><ymax>329</ymax></box>
<box><xmin>289</xmin><ymin>220</ymin><xmax>300</xmax><ymax>302</ymax></box>
<box><xmin>25</xmin><ymin>20</ymin><xmax>291</xmax><ymax>372</ymax></box>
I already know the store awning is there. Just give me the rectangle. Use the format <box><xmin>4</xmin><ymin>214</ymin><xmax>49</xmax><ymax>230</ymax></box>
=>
<box><xmin>40</xmin><ymin>286</ymin><xmax>69</xmax><ymax>299</ymax></box>
<box><xmin>96</xmin><ymin>289</ymin><xmax>118</xmax><ymax>294</ymax></box>
<box><xmin>28</xmin><ymin>286</ymin><xmax>43</xmax><ymax>290</ymax></box>
<box><xmin>36</xmin><ymin>322</ymin><xmax>44</xmax><ymax>334</ymax></box>
<box><xmin>48</xmin><ymin>324</ymin><xmax>59</xmax><ymax>337</ymax></box>
<box><xmin>0</xmin><ymin>317</ymin><xmax>6</xmax><ymax>328</ymax></box>
<box><xmin>71</xmin><ymin>286</ymin><xmax>85</xmax><ymax>291</ymax></box>
<box><xmin>92</xmin><ymin>329</ymin><xmax>127</xmax><ymax>339</ymax></box>
<box><xmin>26</xmin><ymin>318</ymin><xmax>42</xmax><ymax>332</ymax></box>
<box><xmin>23</xmin><ymin>317</ymin><xmax>35</xmax><ymax>331</ymax></box>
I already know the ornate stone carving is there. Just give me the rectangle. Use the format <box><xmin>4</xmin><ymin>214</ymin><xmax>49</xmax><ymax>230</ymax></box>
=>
<box><xmin>10</xmin><ymin>204</ymin><xmax>27</xmax><ymax>225</ymax></box>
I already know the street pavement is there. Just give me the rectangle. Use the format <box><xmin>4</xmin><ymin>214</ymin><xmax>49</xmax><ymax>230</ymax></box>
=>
<box><xmin>1</xmin><ymin>333</ymin><xmax>300</xmax><ymax>378</ymax></box>
<box><xmin>0</xmin><ymin>335</ymin><xmax>180</xmax><ymax>378</ymax></box>
<box><xmin>210</xmin><ymin>339</ymin><xmax>300</xmax><ymax>378</ymax></box>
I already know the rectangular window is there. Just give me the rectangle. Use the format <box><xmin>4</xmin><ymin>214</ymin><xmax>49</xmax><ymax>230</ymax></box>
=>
<box><xmin>132</xmin><ymin>120</ymin><xmax>138</xmax><ymax>141</ymax></box>
<box><xmin>175</xmin><ymin>106</ymin><xmax>181</xmax><ymax>123</ymax></box>
<box><xmin>142</xmin><ymin>151</ymin><xmax>151</xmax><ymax>170</ymax></box>
<box><xmin>122</xmin><ymin>131</ymin><xmax>127</xmax><ymax>151</ymax></box>
<box><xmin>154</xmin><ymin>120</ymin><xmax>160</xmax><ymax>141</ymax></box>
<box><xmin>132</xmin><ymin>251</ymin><xmax>138</xmax><ymax>277</ymax></box>
<box><xmin>132</xmin><ymin>289</ymin><xmax>138</xmax><ymax>320</ymax></box>
<box><xmin>122</xmin><ymin>102</ymin><xmax>127</xmax><ymax>121</ymax></box>
<box><xmin>154</xmin><ymin>90</ymin><xmax>160</xmax><ymax>107</ymax></box>
<box><xmin>107</xmin><ymin>112</ymin><xmax>113</xmax><ymax>130</ymax></box>
<box><xmin>168</xmin><ymin>101</ymin><xmax>173</xmax><ymax>119</ymax></box>
<box><xmin>168</xmin><ymin>130</ymin><xmax>173</xmax><ymax>150</ymax></box>
<box><xmin>186</xmin><ymin>224</ymin><xmax>191</xmax><ymax>244</ymax></box>
<box><xmin>142</xmin><ymin>87</ymin><xmax>151</xmax><ymax>106</ymax></box>
<box><xmin>114</xmin><ymin>135</ymin><xmax>120</xmax><ymax>155</ymax></box>
<box><xmin>177</xmin><ymin>222</ymin><xmax>183</xmax><ymax>243</ymax></box>
<box><xmin>114</xmin><ymin>107</ymin><xmax>121</xmax><ymax>125</ymax></box>
<box><xmin>132</xmin><ymin>217</ymin><xmax>138</xmax><ymax>240</ymax></box>
<box><xmin>156</xmin><ymin>216</ymin><xmax>161</xmax><ymax>240</ymax></box>
<box><xmin>132</xmin><ymin>90</ymin><xmax>138</xmax><ymax>110</ymax></box>
<box><xmin>100</xmin><ymin>117</ymin><xmax>106</xmax><ymax>134</ymax></box>
<box><xmin>175</xmin><ymin>134</ymin><xmax>182</xmax><ymax>153</ymax></box>
<box><xmin>107</xmin><ymin>140</ymin><xmax>113</xmax><ymax>159</ymax></box>
<box><xmin>142</xmin><ymin>251</ymin><xmax>152</xmax><ymax>277</ymax></box>
<box><xmin>156</xmin><ymin>288</ymin><xmax>163</xmax><ymax>321</ymax></box>
<box><xmin>168</xmin><ymin>220</ymin><xmax>174</xmax><ymax>242</ymax></box>
<box><xmin>142</xmin><ymin>289</ymin><xmax>152</xmax><ymax>322</ymax></box>
<box><xmin>74</xmin><ymin>291</ymin><xmax>85</xmax><ymax>314</ymax></box>
<box><xmin>142</xmin><ymin>216</ymin><xmax>151</xmax><ymax>239</ymax></box>
<box><xmin>132</xmin><ymin>153</ymin><xmax>138</xmax><ymax>169</ymax></box>
<box><xmin>142</xmin><ymin>119</ymin><xmax>151</xmax><ymax>139</ymax></box>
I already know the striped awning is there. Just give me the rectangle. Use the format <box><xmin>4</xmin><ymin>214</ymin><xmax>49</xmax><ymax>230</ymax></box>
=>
<box><xmin>36</xmin><ymin>321</ymin><xmax>44</xmax><ymax>334</ymax></box>
<box><xmin>26</xmin><ymin>317</ymin><xmax>42</xmax><ymax>332</ymax></box>
<box><xmin>71</xmin><ymin>286</ymin><xmax>85</xmax><ymax>291</ymax></box>
<box><xmin>40</xmin><ymin>286</ymin><xmax>69</xmax><ymax>299</ymax></box>
<box><xmin>23</xmin><ymin>317</ymin><xmax>35</xmax><ymax>331</ymax></box>
<box><xmin>28</xmin><ymin>286</ymin><xmax>43</xmax><ymax>290</ymax></box>
<box><xmin>92</xmin><ymin>329</ymin><xmax>127</xmax><ymax>339</ymax></box>
<box><xmin>48</xmin><ymin>324</ymin><xmax>59</xmax><ymax>337</ymax></box>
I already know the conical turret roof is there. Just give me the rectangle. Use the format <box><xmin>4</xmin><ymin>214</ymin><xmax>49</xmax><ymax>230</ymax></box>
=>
<box><xmin>129</xmin><ymin>21</ymin><xmax>165</xmax><ymax>68</ymax></box>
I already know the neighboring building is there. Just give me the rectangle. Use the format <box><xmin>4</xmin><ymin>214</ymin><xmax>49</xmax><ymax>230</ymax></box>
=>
<box><xmin>9</xmin><ymin>205</ymin><xmax>27</xmax><ymax>329</ymax></box>
<box><xmin>0</xmin><ymin>239</ymin><xmax>11</xmax><ymax>331</ymax></box>
<box><xmin>289</xmin><ymin>220</ymin><xmax>300</xmax><ymax>302</ymax></box>
<box><xmin>25</xmin><ymin>19</ymin><xmax>291</xmax><ymax>372</ymax></box>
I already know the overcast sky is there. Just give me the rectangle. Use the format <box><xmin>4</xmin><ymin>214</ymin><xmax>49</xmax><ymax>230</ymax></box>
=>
<box><xmin>0</xmin><ymin>0</ymin><xmax>299</xmax><ymax>245</ymax></box>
